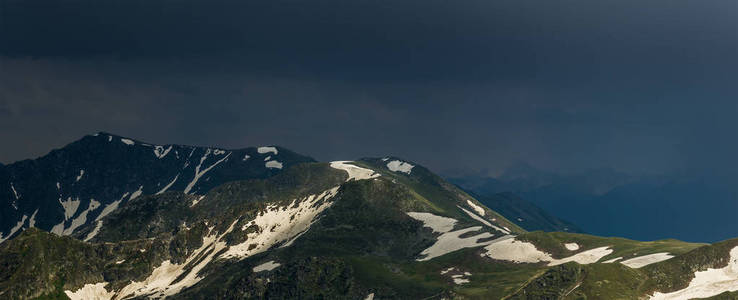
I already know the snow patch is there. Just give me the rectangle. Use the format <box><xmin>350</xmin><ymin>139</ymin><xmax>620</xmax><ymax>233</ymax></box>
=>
<box><xmin>156</xmin><ymin>175</ymin><xmax>179</xmax><ymax>195</ymax></box>
<box><xmin>9</xmin><ymin>183</ymin><xmax>20</xmax><ymax>209</ymax></box>
<box><xmin>264</xmin><ymin>155</ymin><xmax>271</xmax><ymax>161</ymax></box>
<box><xmin>253</xmin><ymin>260</ymin><xmax>281</xmax><ymax>272</ymax></box>
<box><xmin>120</xmin><ymin>138</ymin><xmax>134</xmax><ymax>145</ymax></box>
<box><xmin>96</xmin><ymin>193</ymin><xmax>127</xmax><ymax>222</ymax></box>
<box><xmin>191</xmin><ymin>195</ymin><xmax>205</xmax><ymax>207</ymax></box>
<box><xmin>621</xmin><ymin>252</ymin><xmax>675</xmax><ymax>268</ymax></box>
<box><xmin>650</xmin><ymin>246</ymin><xmax>738</xmax><ymax>300</ymax></box>
<box><xmin>129</xmin><ymin>186</ymin><xmax>144</xmax><ymax>201</ymax></box>
<box><xmin>466</xmin><ymin>200</ymin><xmax>486</xmax><ymax>216</ymax></box>
<box><xmin>330</xmin><ymin>161</ymin><xmax>381</xmax><ymax>181</ymax></box>
<box><xmin>64</xmin><ymin>282</ymin><xmax>114</xmax><ymax>300</ymax></box>
<box><xmin>116</xmin><ymin>260</ymin><xmax>125</xmax><ymax>264</ymax></box>
<box><xmin>84</xmin><ymin>220</ymin><xmax>104</xmax><ymax>242</ymax></box>
<box><xmin>153</xmin><ymin>145</ymin><xmax>173</xmax><ymax>159</ymax></box>
<box><xmin>184</xmin><ymin>149</ymin><xmax>231</xmax><ymax>194</ymax></box>
<box><xmin>28</xmin><ymin>209</ymin><xmax>38</xmax><ymax>228</ymax></box>
<box><xmin>76</xmin><ymin>169</ymin><xmax>85</xmax><ymax>182</ymax></box>
<box><xmin>386</xmin><ymin>160</ymin><xmax>414</xmax><ymax>174</ymax></box>
<box><xmin>258</xmin><ymin>146</ymin><xmax>278</xmax><ymax>155</ymax></box>
<box><xmin>364</xmin><ymin>293</ymin><xmax>375</xmax><ymax>300</ymax></box>
<box><xmin>565</xmin><ymin>243</ymin><xmax>580</xmax><ymax>251</ymax></box>
<box><xmin>213</xmin><ymin>149</ymin><xmax>226</xmax><ymax>155</ymax></box>
<box><xmin>265</xmin><ymin>160</ymin><xmax>283</xmax><ymax>169</ymax></box>
<box><xmin>242</xmin><ymin>154</ymin><xmax>250</xmax><ymax>161</ymax></box>
<box><xmin>56</xmin><ymin>182</ymin><xmax>60</xmax><ymax>190</ymax></box>
<box><xmin>406</xmin><ymin>212</ymin><xmax>498</xmax><ymax>261</ymax></box>
<box><xmin>452</xmin><ymin>274</ymin><xmax>470</xmax><ymax>285</ymax></box>
<box><xmin>222</xmin><ymin>187</ymin><xmax>340</xmax><ymax>259</ymax></box>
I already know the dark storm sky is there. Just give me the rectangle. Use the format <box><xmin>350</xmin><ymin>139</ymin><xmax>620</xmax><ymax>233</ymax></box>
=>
<box><xmin>0</xmin><ymin>0</ymin><xmax>736</xmax><ymax>179</ymax></box>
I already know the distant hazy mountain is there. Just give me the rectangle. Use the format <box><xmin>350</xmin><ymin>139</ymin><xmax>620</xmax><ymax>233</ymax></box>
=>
<box><xmin>1</xmin><ymin>135</ymin><xmax>736</xmax><ymax>299</ymax></box>
<box><xmin>449</xmin><ymin>163</ymin><xmax>738</xmax><ymax>243</ymax></box>
<box><xmin>466</xmin><ymin>190</ymin><xmax>583</xmax><ymax>233</ymax></box>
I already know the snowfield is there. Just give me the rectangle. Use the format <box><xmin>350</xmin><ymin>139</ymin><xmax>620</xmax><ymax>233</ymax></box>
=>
<box><xmin>257</xmin><ymin>146</ymin><xmax>278</xmax><ymax>155</ymax></box>
<box><xmin>406</xmin><ymin>212</ymin><xmax>498</xmax><ymax>261</ymax></box>
<box><xmin>650</xmin><ymin>246</ymin><xmax>738</xmax><ymax>299</ymax></box>
<box><xmin>481</xmin><ymin>238</ymin><xmax>612</xmax><ymax>266</ymax></box>
<box><xmin>221</xmin><ymin>187</ymin><xmax>339</xmax><ymax>259</ymax></box>
<box><xmin>330</xmin><ymin>161</ymin><xmax>381</xmax><ymax>181</ymax></box>
<box><xmin>265</xmin><ymin>160</ymin><xmax>283</xmax><ymax>169</ymax></box>
<box><xmin>621</xmin><ymin>252</ymin><xmax>675</xmax><ymax>268</ymax></box>
<box><xmin>253</xmin><ymin>261</ymin><xmax>281</xmax><ymax>272</ymax></box>
<box><xmin>386</xmin><ymin>160</ymin><xmax>414</xmax><ymax>174</ymax></box>
<box><xmin>565</xmin><ymin>243</ymin><xmax>580</xmax><ymax>251</ymax></box>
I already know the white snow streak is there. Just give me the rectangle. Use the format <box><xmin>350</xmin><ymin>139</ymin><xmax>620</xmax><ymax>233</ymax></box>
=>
<box><xmin>76</xmin><ymin>169</ymin><xmax>85</xmax><ymax>182</ymax></box>
<box><xmin>129</xmin><ymin>186</ymin><xmax>144</xmax><ymax>201</ymax></box>
<box><xmin>156</xmin><ymin>175</ymin><xmax>179</xmax><ymax>195</ymax></box>
<box><xmin>621</xmin><ymin>252</ymin><xmax>675</xmax><ymax>268</ymax></box>
<box><xmin>458</xmin><ymin>206</ymin><xmax>510</xmax><ymax>234</ymax></box>
<box><xmin>28</xmin><ymin>209</ymin><xmax>38</xmax><ymax>228</ymax></box>
<box><xmin>154</xmin><ymin>145</ymin><xmax>173</xmax><ymax>159</ymax></box>
<box><xmin>96</xmin><ymin>193</ymin><xmax>128</xmax><ymax>222</ymax></box>
<box><xmin>184</xmin><ymin>149</ymin><xmax>231</xmax><ymax>194</ymax></box>
<box><xmin>386</xmin><ymin>160</ymin><xmax>414</xmax><ymax>174</ymax></box>
<box><xmin>191</xmin><ymin>195</ymin><xmax>205</xmax><ymax>207</ymax></box>
<box><xmin>466</xmin><ymin>200</ymin><xmax>486</xmax><ymax>216</ymax></box>
<box><xmin>84</xmin><ymin>221</ymin><xmax>104</xmax><ymax>242</ymax></box>
<box><xmin>120</xmin><ymin>138</ymin><xmax>134</xmax><ymax>145</ymax></box>
<box><xmin>10</xmin><ymin>183</ymin><xmax>20</xmax><ymax>199</ymax></box>
<box><xmin>650</xmin><ymin>246</ymin><xmax>738</xmax><ymax>300</ymax></box>
<box><xmin>253</xmin><ymin>261</ymin><xmax>281</xmax><ymax>272</ymax></box>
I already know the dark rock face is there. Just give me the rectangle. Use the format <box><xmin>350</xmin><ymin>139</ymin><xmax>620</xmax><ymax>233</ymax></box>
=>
<box><xmin>0</xmin><ymin>132</ymin><xmax>314</xmax><ymax>242</ymax></box>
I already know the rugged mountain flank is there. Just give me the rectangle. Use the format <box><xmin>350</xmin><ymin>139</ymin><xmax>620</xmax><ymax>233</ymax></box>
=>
<box><xmin>0</xmin><ymin>132</ymin><xmax>314</xmax><ymax>243</ymax></box>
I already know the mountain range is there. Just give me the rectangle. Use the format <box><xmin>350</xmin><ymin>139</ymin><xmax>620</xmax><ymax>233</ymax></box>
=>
<box><xmin>449</xmin><ymin>162</ymin><xmax>738</xmax><ymax>243</ymax></box>
<box><xmin>0</xmin><ymin>134</ymin><xmax>736</xmax><ymax>299</ymax></box>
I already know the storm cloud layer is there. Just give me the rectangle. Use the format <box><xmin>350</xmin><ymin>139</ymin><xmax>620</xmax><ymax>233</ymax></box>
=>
<box><xmin>1</xmin><ymin>0</ymin><xmax>736</xmax><ymax>182</ymax></box>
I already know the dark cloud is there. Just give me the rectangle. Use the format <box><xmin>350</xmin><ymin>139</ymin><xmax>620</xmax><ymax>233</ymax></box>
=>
<box><xmin>0</xmin><ymin>0</ymin><xmax>735</xmax><ymax>183</ymax></box>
